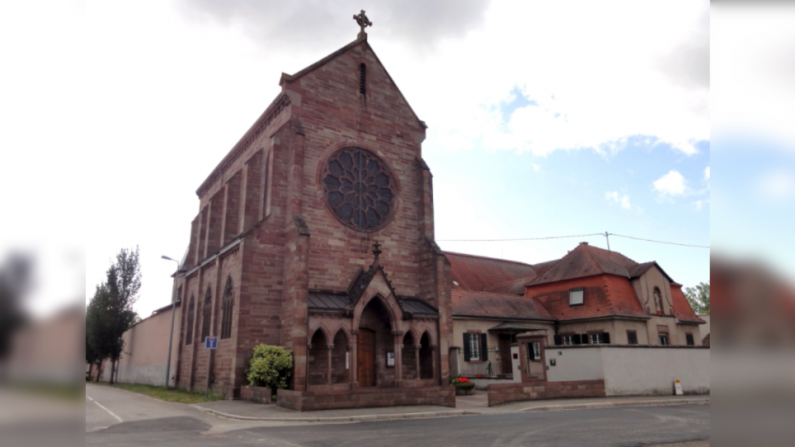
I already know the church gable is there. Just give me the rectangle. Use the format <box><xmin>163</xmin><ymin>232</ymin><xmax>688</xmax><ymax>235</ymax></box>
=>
<box><xmin>281</xmin><ymin>37</ymin><xmax>425</xmax><ymax>135</ymax></box>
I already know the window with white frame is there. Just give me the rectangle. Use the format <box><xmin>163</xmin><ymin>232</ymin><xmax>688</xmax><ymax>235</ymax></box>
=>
<box><xmin>562</xmin><ymin>334</ymin><xmax>574</xmax><ymax>345</ymax></box>
<box><xmin>590</xmin><ymin>333</ymin><xmax>604</xmax><ymax>344</ymax></box>
<box><xmin>569</xmin><ymin>289</ymin><xmax>584</xmax><ymax>306</ymax></box>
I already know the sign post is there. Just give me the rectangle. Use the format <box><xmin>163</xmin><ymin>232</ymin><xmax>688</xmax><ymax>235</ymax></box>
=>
<box><xmin>204</xmin><ymin>337</ymin><xmax>217</xmax><ymax>398</ymax></box>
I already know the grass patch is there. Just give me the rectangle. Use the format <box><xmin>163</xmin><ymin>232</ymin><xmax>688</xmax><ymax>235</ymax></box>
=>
<box><xmin>92</xmin><ymin>382</ymin><xmax>224</xmax><ymax>404</ymax></box>
<box><xmin>9</xmin><ymin>382</ymin><xmax>83</xmax><ymax>402</ymax></box>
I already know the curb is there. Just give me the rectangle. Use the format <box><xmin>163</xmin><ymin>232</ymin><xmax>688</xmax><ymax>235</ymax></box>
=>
<box><xmin>195</xmin><ymin>406</ymin><xmax>479</xmax><ymax>422</ymax></box>
<box><xmin>516</xmin><ymin>397</ymin><xmax>710</xmax><ymax>413</ymax></box>
<box><xmin>195</xmin><ymin>397</ymin><xmax>709</xmax><ymax>423</ymax></box>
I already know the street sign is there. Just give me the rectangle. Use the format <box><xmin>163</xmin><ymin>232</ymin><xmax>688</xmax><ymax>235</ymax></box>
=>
<box><xmin>204</xmin><ymin>336</ymin><xmax>218</xmax><ymax>349</ymax></box>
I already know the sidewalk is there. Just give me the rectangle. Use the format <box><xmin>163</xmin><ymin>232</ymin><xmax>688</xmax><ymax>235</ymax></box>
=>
<box><xmin>194</xmin><ymin>392</ymin><xmax>709</xmax><ymax>422</ymax></box>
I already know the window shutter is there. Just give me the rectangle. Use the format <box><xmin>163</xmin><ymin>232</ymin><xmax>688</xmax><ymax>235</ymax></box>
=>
<box><xmin>463</xmin><ymin>334</ymin><xmax>471</xmax><ymax>361</ymax></box>
<box><xmin>602</xmin><ymin>332</ymin><xmax>610</xmax><ymax>344</ymax></box>
<box><xmin>554</xmin><ymin>335</ymin><xmax>562</xmax><ymax>346</ymax></box>
<box><xmin>582</xmin><ymin>334</ymin><xmax>589</xmax><ymax>344</ymax></box>
<box><xmin>572</xmin><ymin>334</ymin><xmax>581</xmax><ymax>345</ymax></box>
<box><xmin>480</xmin><ymin>334</ymin><xmax>488</xmax><ymax>361</ymax></box>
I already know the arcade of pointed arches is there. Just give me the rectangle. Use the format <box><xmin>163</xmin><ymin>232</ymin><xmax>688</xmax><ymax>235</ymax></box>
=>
<box><xmin>307</xmin><ymin>294</ymin><xmax>438</xmax><ymax>389</ymax></box>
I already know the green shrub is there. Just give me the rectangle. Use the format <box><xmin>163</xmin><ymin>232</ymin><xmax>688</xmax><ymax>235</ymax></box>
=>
<box><xmin>246</xmin><ymin>344</ymin><xmax>293</xmax><ymax>395</ymax></box>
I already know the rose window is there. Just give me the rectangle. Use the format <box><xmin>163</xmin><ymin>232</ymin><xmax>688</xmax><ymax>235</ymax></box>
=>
<box><xmin>322</xmin><ymin>147</ymin><xmax>396</xmax><ymax>232</ymax></box>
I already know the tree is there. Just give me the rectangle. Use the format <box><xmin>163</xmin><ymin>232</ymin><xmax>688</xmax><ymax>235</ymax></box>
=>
<box><xmin>0</xmin><ymin>253</ymin><xmax>33</xmax><ymax>363</ymax></box>
<box><xmin>85</xmin><ymin>247</ymin><xmax>141</xmax><ymax>383</ymax></box>
<box><xmin>685</xmin><ymin>282</ymin><xmax>710</xmax><ymax>314</ymax></box>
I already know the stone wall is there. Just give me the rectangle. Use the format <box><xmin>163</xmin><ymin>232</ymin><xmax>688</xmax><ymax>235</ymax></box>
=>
<box><xmin>240</xmin><ymin>385</ymin><xmax>272</xmax><ymax>404</ymax></box>
<box><xmin>277</xmin><ymin>386</ymin><xmax>455</xmax><ymax>411</ymax></box>
<box><xmin>487</xmin><ymin>380</ymin><xmax>606</xmax><ymax>407</ymax></box>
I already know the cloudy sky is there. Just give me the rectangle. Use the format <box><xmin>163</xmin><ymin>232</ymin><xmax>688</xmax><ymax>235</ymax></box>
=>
<box><xmin>8</xmin><ymin>0</ymin><xmax>776</xmax><ymax>319</ymax></box>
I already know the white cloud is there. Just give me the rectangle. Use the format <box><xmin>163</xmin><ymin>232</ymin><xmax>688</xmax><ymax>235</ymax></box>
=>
<box><xmin>712</xmin><ymin>4</ymin><xmax>795</xmax><ymax>151</ymax></box>
<box><xmin>605</xmin><ymin>191</ymin><xmax>632</xmax><ymax>209</ymax></box>
<box><xmin>704</xmin><ymin>166</ymin><xmax>710</xmax><ymax>180</ymax></box>
<box><xmin>532</xmin><ymin>164</ymin><xmax>540</xmax><ymax>172</ymax></box>
<box><xmin>757</xmin><ymin>170</ymin><xmax>795</xmax><ymax>199</ymax></box>
<box><xmin>694</xmin><ymin>199</ymin><xmax>710</xmax><ymax>211</ymax></box>
<box><xmin>654</xmin><ymin>170</ymin><xmax>688</xmax><ymax>196</ymax></box>
<box><xmin>389</xmin><ymin>0</ymin><xmax>710</xmax><ymax>157</ymax></box>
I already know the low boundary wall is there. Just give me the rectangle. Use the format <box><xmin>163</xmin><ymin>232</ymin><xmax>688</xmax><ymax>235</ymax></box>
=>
<box><xmin>545</xmin><ymin>346</ymin><xmax>710</xmax><ymax>396</ymax></box>
<box><xmin>277</xmin><ymin>386</ymin><xmax>456</xmax><ymax>411</ymax></box>
<box><xmin>487</xmin><ymin>380</ymin><xmax>606</xmax><ymax>407</ymax></box>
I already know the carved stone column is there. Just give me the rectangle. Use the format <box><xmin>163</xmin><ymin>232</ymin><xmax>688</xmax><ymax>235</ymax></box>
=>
<box><xmin>350</xmin><ymin>331</ymin><xmax>358</xmax><ymax>388</ymax></box>
<box><xmin>393</xmin><ymin>332</ymin><xmax>402</xmax><ymax>384</ymax></box>
<box><xmin>327</xmin><ymin>344</ymin><xmax>334</xmax><ymax>385</ymax></box>
<box><xmin>415</xmin><ymin>345</ymin><xmax>421</xmax><ymax>380</ymax></box>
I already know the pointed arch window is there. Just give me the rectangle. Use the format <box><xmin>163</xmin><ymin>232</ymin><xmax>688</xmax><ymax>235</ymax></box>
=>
<box><xmin>220</xmin><ymin>277</ymin><xmax>234</xmax><ymax>339</ymax></box>
<box><xmin>200</xmin><ymin>287</ymin><xmax>212</xmax><ymax>341</ymax></box>
<box><xmin>185</xmin><ymin>296</ymin><xmax>195</xmax><ymax>345</ymax></box>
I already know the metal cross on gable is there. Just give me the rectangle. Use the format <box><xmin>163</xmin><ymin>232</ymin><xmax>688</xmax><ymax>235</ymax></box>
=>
<box><xmin>353</xmin><ymin>10</ymin><xmax>373</xmax><ymax>34</ymax></box>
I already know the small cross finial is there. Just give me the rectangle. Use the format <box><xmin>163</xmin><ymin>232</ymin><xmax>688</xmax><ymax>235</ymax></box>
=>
<box><xmin>372</xmin><ymin>241</ymin><xmax>382</xmax><ymax>259</ymax></box>
<box><xmin>353</xmin><ymin>10</ymin><xmax>373</xmax><ymax>36</ymax></box>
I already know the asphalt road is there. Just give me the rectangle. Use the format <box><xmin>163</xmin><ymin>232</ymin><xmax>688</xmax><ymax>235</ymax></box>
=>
<box><xmin>86</xmin><ymin>384</ymin><xmax>710</xmax><ymax>447</ymax></box>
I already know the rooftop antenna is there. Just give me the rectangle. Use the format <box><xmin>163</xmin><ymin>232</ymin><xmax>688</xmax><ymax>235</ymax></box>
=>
<box><xmin>604</xmin><ymin>232</ymin><xmax>612</xmax><ymax>252</ymax></box>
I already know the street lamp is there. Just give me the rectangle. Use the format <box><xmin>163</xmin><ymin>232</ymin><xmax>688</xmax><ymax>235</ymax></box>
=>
<box><xmin>161</xmin><ymin>255</ymin><xmax>181</xmax><ymax>388</ymax></box>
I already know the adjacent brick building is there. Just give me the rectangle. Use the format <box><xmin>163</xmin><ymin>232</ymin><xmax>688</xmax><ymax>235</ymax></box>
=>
<box><xmin>170</xmin><ymin>29</ymin><xmax>453</xmax><ymax>409</ymax></box>
<box><xmin>450</xmin><ymin>243</ymin><xmax>706</xmax><ymax>380</ymax></box>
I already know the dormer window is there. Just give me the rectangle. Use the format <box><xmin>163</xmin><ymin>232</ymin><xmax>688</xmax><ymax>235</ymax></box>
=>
<box><xmin>569</xmin><ymin>288</ymin><xmax>584</xmax><ymax>306</ymax></box>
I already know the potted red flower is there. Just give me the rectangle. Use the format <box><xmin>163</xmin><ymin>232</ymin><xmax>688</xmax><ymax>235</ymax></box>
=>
<box><xmin>451</xmin><ymin>376</ymin><xmax>476</xmax><ymax>395</ymax></box>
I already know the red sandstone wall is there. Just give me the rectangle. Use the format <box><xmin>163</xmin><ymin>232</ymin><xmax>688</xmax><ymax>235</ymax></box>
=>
<box><xmin>487</xmin><ymin>380</ymin><xmax>606</xmax><ymax>407</ymax></box>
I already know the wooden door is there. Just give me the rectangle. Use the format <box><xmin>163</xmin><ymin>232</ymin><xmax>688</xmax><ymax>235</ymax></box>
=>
<box><xmin>498</xmin><ymin>335</ymin><xmax>512</xmax><ymax>375</ymax></box>
<box><xmin>357</xmin><ymin>329</ymin><xmax>376</xmax><ymax>387</ymax></box>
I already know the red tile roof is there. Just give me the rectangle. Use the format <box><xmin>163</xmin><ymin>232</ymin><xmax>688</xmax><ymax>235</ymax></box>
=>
<box><xmin>445</xmin><ymin>252</ymin><xmax>538</xmax><ymax>292</ymax></box>
<box><xmin>452</xmin><ymin>289</ymin><xmax>554</xmax><ymax>321</ymax></box>
<box><xmin>527</xmin><ymin>243</ymin><xmax>651</xmax><ymax>286</ymax></box>
<box><xmin>670</xmin><ymin>284</ymin><xmax>706</xmax><ymax>324</ymax></box>
<box><xmin>484</xmin><ymin>277</ymin><xmax>535</xmax><ymax>295</ymax></box>
<box><xmin>529</xmin><ymin>275</ymin><xmax>649</xmax><ymax>321</ymax></box>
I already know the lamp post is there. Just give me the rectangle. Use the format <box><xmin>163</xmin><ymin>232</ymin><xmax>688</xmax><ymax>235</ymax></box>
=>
<box><xmin>161</xmin><ymin>255</ymin><xmax>181</xmax><ymax>388</ymax></box>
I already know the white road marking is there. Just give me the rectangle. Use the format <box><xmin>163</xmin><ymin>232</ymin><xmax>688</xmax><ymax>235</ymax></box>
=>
<box><xmin>86</xmin><ymin>395</ymin><xmax>123</xmax><ymax>424</ymax></box>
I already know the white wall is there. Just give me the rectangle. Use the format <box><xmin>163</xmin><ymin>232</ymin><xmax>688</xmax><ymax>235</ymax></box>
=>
<box><xmin>546</xmin><ymin>347</ymin><xmax>604</xmax><ymax>382</ymax></box>
<box><xmin>545</xmin><ymin>346</ymin><xmax>710</xmax><ymax>396</ymax></box>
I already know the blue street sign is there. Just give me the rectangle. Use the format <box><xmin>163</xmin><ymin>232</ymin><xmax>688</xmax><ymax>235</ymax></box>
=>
<box><xmin>204</xmin><ymin>336</ymin><xmax>218</xmax><ymax>349</ymax></box>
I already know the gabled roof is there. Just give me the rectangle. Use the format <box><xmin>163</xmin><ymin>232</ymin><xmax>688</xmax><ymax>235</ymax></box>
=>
<box><xmin>627</xmin><ymin>261</ymin><xmax>676</xmax><ymax>283</ymax></box>
<box><xmin>452</xmin><ymin>289</ymin><xmax>554</xmax><ymax>321</ymax></box>
<box><xmin>446</xmin><ymin>252</ymin><xmax>538</xmax><ymax>292</ymax></box>
<box><xmin>527</xmin><ymin>243</ymin><xmax>647</xmax><ymax>286</ymax></box>
<box><xmin>280</xmin><ymin>34</ymin><xmax>425</xmax><ymax>129</ymax></box>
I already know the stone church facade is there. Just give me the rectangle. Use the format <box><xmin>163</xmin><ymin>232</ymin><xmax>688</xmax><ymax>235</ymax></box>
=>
<box><xmin>171</xmin><ymin>30</ymin><xmax>454</xmax><ymax>410</ymax></box>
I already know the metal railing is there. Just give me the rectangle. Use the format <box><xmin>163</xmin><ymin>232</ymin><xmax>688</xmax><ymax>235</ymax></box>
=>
<box><xmin>459</xmin><ymin>348</ymin><xmax>512</xmax><ymax>379</ymax></box>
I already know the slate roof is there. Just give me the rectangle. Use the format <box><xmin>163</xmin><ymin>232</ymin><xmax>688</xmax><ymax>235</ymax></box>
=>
<box><xmin>308</xmin><ymin>292</ymin><xmax>350</xmax><ymax>310</ymax></box>
<box><xmin>452</xmin><ymin>289</ymin><xmax>554</xmax><ymax>321</ymax></box>
<box><xmin>488</xmin><ymin>322</ymin><xmax>548</xmax><ymax>332</ymax></box>
<box><xmin>446</xmin><ymin>252</ymin><xmax>538</xmax><ymax>292</ymax></box>
<box><xmin>399</xmin><ymin>298</ymin><xmax>438</xmax><ymax>316</ymax></box>
<box><xmin>307</xmin><ymin>292</ymin><xmax>438</xmax><ymax>317</ymax></box>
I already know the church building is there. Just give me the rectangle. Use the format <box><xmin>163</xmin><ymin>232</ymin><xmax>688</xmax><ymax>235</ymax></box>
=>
<box><xmin>171</xmin><ymin>13</ymin><xmax>455</xmax><ymax>410</ymax></box>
